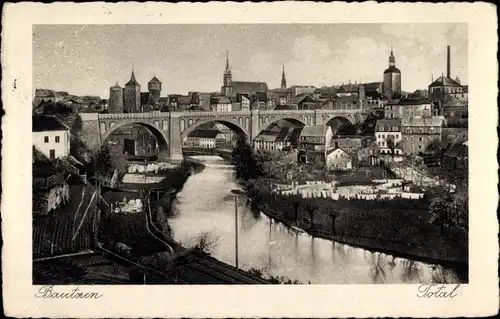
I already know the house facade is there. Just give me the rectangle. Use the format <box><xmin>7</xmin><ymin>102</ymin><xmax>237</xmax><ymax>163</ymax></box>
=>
<box><xmin>184</xmin><ymin>129</ymin><xmax>219</xmax><ymax>148</ymax></box>
<box><xmin>326</xmin><ymin>148</ymin><xmax>353</xmax><ymax>171</ymax></box>
<box><xmin>297</xmin><ymin>124</ymin><xmax>326</xmax><ymax>164</ymax></box>
<box><xmin>375</xmin><ymin>119</ymin><xmax>403</xmax><ymax>155</ymax></box>
<box><xmin>401</xmin><ymin>116</ymin><xmax>443</xmax><ymax>155</ymax></box>
<box><xmin>33</xmin><ymin>115</ymin><xmax>70</xmax><ymax>160</ymax></box>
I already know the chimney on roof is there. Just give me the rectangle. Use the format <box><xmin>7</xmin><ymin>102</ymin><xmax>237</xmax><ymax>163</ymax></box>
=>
<box><xmin>447</xmin><ymin>45</ymin><xmax>451</xmax><ymax>78</ymax></box>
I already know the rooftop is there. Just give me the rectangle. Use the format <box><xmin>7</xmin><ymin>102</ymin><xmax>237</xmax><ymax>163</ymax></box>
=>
<box><xmin>188</xmin><ymin>129</ymin><xmax>220</xmax><ymax>139</ymax></box>
<box><xmin>429</xmin><ymin>75</ymin><xmax>462</xmax><ymax>88</ymax></box>
<box><xmin>232</xmin><ymin>81</ymin><xmax>268</xmax><ymax>95</ymax></box>
<box><xmin>375</xmin><ymin>119</ymin><xmax>402</xmax><ymax>132</ymax></box>
<box><xmin>33</xmin><ymin>115</ymin><xmax>69</xmax><ymax>132</ymax></box>
<box><xmin>402</xmin><ymin>116</ymin><xmax>443</xmax><ymax>127</ymax></box>
<box><xmin>300</xmin><ymin>124</ymin><xmax>325</xmax><ymax>137</ymax></box>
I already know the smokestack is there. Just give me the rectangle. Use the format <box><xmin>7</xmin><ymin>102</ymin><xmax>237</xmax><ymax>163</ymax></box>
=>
<box><xmin>447</xmin><ymin>45</ymin><xmax>451</xmax><ymax>78</ymax></box>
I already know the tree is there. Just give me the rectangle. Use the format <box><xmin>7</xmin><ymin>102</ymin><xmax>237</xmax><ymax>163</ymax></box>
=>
<box><xmin>429</xmin><ymin>197</ymin><xmax>449</xmax><ymax>236</ymax></box>
<box><xmin>290</xmin><ymin>196</ymin><xmax>301</xmax><ymax>225</ymax></box>
<box><xmin>313</xmin><ymin>154</ymin><xmax>324</xmax><ymax>171</ymax></box>
<box><xmin>231</xmin><ymin>137</ymin><xmax>264</xmax><ymax>181</ymax></box>
<box><xmin>303</xmin><ymin>203</ymin><xmax>317</xmax><ymax>229</ymax></box>
<box><xmin>426</xmin><ymin>138</ymin><xmax>442</xmax><ymax>154</ymax></box>
<box><xmin>327</xmin><ymin>209</ymin><xmax>340</xmax><ymax>236</ymax></box>
<box><xmin>386</xmin><ymin>134</ymin><xmax>396</xmax><ymax>156</ymax></box>
<box><xmin>71</xmin><ymin>114</ymin><xmax>83</xmax><ymax>135</ymax></box>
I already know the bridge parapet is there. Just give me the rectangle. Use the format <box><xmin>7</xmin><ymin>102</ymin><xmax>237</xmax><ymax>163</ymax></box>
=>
<box><xmin>178</xmin><ymin>110</ymin><xmax>252</xmax><ymax>118</ymax></box>
<box><xmin>259</xmin><ymin>109</ymin><xmax>316</xmax><ymax>116</ymax></box>
<box><xmin>98</xmin><ymin>111</ymin><xmax>168</xmax><ymax>120</ymax></box>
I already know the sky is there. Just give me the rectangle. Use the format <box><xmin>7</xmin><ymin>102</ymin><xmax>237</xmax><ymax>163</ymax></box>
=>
<box><xmin>33</xmin><ymin>24</ymin><xmax>467</xmax><ymax>98</ymax></box>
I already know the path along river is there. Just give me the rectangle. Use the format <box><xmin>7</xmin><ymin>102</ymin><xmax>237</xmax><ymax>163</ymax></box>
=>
<box><xmin>168</xmin><ymin>155</ymin><xmax>461</xmax><ymax>284</ymax></box>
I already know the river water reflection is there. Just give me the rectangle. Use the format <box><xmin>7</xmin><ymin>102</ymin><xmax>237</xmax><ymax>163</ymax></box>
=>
<box><xmin>168</xmin><ymin>156</ymin><xmax>461</xmax><ymax>284</ymax></box>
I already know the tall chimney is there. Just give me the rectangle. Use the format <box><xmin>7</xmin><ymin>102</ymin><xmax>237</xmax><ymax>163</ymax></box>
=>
<box><xmin>447</xmin><ymin>45</ymin><xmax>451</xmax><ymax>78</ymax></box>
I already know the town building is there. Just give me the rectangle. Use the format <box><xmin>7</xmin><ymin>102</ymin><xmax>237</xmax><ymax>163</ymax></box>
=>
<box><xmin>294</xmin><ymin>94</ymin><xmax>321</xmax><ymax>110</ymax></box>
<box><xmin>211</xmin><ymin>96</ymin><xmax>232</xmax><ymax>112</ymax></box>
<box><xmin>375</xmin><ymin>119</ymin><xmax>403</xmax><ymax>155</ymax></box>
<box><xmin>32</xmin><ymin>115</ymin><xmax>70</xmax><ymax>160</ymax></box>
<box><xmin>382</xmin><ymin>47</ymin><xmax>402</xmax><ymax>99</ymax></box>
<box><xmin>326</xmin><ymin>147</ymin><xmax>353</xmax><ymax>171</ymax></box>
<box><xmin>428</xmin><ymin>46</ymin><xmax>467</xmax><ymax>110</ymax></box>
<box><xmin>253</xmin><ymin>126</ymin><xmax>298</xmax><ymax>151</ymax></box>
<box><xmin>328</xmin><ymin>136</ymin><xmax>363</xmax><ymax>153</ymax></box>
<box><xmin>442</xmin><ymin>141</ymin><xmax>468</xmax><ymax>170</ymax></box>
<box><xmin>297</xmin><ymin>124</ymin><xmax>326</xmax><ymax>164</ymax></box>
<box><xmin>134</xmin><ymin>131</ymin><xmax>158</xmax><ymax>157</ymax></box>
<box><xmin>401</xmin><ymin>116</ymin><xmax>443</xmax><ymax>155</ymax></box>
<box><xmin>442</xmin><ymin>95</ymin><xmax>468</xmax><ymax>126</ymax></box>
<box><xmin>384</xmin><ymin>94</ymin><xmax>433</xmax><ymax>119</ymax></box>
<box><xmin>184</xmin><ymin>129</ymin><xmax>219</xmax><ymax>148</ymax></box>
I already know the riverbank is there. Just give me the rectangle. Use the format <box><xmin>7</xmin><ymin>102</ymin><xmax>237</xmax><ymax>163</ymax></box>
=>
<box><xmin>245</xmin><ymin>182</ymin><xmax>468</xmax><ymax>276</ymax></box>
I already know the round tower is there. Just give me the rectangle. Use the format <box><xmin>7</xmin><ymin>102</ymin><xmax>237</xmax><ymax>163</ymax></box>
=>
<box><xmin>383</xmin><ymin>46</ymin><xmax>402</xmax><ymax>99</ymax></box>
<box><xmin>109</xmin><ymin>82</ymin><xmax>124</xmax><ymax>113</ymax></box>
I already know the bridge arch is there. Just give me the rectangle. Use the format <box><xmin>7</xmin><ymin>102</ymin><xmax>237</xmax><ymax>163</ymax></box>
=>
<box><xmin>100</xmin><ymin>121</ymin><xmax>169</xmax><ymax>156</ymax></box>
<box><xmin>325</xmin><ymin>116</ymin><xmax>354</xmax><ymax>132</ymax></box>
<box><xmin>180</xmin><ymin>118</ymin><xmax>250</xmax><ymax>142</ymax></box>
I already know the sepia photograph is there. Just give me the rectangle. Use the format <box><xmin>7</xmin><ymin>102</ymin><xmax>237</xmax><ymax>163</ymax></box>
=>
<box><xmin>2</xmin><ymin>2</ymin><xmax>498</xmax><ymax>317</ymax></box>
<box><xmin>31</xmin><ymin>23</ymin><xmax>469</xmax><ymax>285</ymax></box>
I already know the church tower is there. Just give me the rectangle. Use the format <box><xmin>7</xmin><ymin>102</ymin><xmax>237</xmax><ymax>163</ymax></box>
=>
<box><xmin>383</xmin><ymin>46</ymin><xmax>402</xmax><ymax>99</ymax></box>
<box><xmin>221</xmin><ymin>50</ymin><xmax>233</xmax><ymax>97</ymax></box>
<box><xmin>281</xmin><ymin>65</ymin><xmax>287</xmax><ymax>90</ymax></box>
<box><xmin>124</xmin><ymin>69</ymin><xmax>141</xmax><ymax>112</ymax></box>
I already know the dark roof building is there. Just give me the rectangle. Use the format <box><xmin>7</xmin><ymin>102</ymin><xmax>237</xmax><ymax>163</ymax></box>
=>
<box><xmin>33</xmin><ymin>115</ymin><xmax>69</xmax><ymax>132</ymax></box>
<box><xmin>188</xmin><ymin>129</ymin><xmax>220</xmax><ymax>139</ymax></box>
<box><xmin>375</xmin><ymin>119</ymin><xmax>402</xmax><ymax>132</ymax></box>
<box><xmin>232</xmin><ymin>81</ymin><xmax>268</xmax><ymax>95</ymax></box>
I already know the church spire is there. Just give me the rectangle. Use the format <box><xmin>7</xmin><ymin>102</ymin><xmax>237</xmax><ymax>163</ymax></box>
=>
<box><xmin>126</xmin><ymin>68</ymin><xmax>139</xmax><ymax>86</ymax></box>
<box><xmin>225</xmin><ymin>50</ymin><xmax>231</xmax><ymax>73</ymax></box>
<box><xmin>281</xmin><ymin>65</ymin><xmax>287</xmax><ymax>89</ymax></box>
<box><xmin>389</xmin><ymin>45</ymin><xmax>396</xmax><ymax>67</ymax></box>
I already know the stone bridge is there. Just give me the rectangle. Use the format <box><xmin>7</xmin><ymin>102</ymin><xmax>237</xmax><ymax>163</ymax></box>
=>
<box><xmin>80</xmin><ymin>109</ymin><xmax>368</xmax><ymax>162</ymax></box>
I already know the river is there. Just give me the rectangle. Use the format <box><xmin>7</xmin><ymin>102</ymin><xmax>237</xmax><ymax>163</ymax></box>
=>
<box><xmin>168</xmin><ymin>155</ymin><xmax>461</xmax><ymax>284</ymax></box>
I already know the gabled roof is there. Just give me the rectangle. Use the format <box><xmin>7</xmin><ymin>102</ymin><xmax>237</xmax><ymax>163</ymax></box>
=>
<box><xmin>255</xmin><ymin>131</ymin><xmax>279</xmax><ymax>142</ymax></box>
<box><xmin>331</xmin><ymin>137</ymin><xmax>363</xmax><ymax>149</ymax></box>
<box><xmin>326</xmin><ymin>147</ymin><xmax>351</xmax><ymax>156</ymax></box>
<box><xmin>443</xmin><ymin>142</ymin><xmax>467</xmax><ymax>159</ymax></box>
<box><xmin>300</xmin><ymin>124</ymin><xmax>325</xmax><ymax>137</ymax></box>
<box><xmin>375</xmin><ymin>119</ymin><xmax>401</xmax><ymax>132</ymax></box>
<box><xmin>33</xmin><ymin>115</ymin><xmax>69</xmax><ymax>132</ymax></box>
<box><xmin>428</xmin><ymin>75</ymin><xmax>462</xmax><ymax>88</ymax></box>
<box><xmin>402</xmin><ymin>116</ymin><xmax>443</xmax><ymax>127</ymax></box>
<box><xmin>148</xmin><ymin>76</ymin><xmax>161</xmax><ymax>84</ymax></box>
<box><xmin>397</xmin><ymin>95</ymin><xmax>431</xmax><ymax>105</ymax></box>
<box><xmin>125</xmin><ymin>70</ymin><xmax>140</xmax><ymax>86</ymax></box>
<box><xmin>443</xmin><ymin>95</ymin><xmax>466</xmax><ymax>107</ymax></box>
<box><xmin>232</xmin><ymin>81</ymin><xmax>268</xmax><ymax>95</ymax></box>
<box><xmin>188</xmin><ymin>129</ymin><xmax>219</xmax><ymax>139</ymax></box>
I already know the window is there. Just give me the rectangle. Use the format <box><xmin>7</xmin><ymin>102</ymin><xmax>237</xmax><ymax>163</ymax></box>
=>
<box><xmin>419</xmin><ymin>137</ymin><xmax>423</xmax><ymax>142</ymax></box>
<box><xmin>44</xmin><ymin>136</ymin><xmax>49</xmax><ymax>143</ymax></box>
<box><xmin>55</xmin><ymin>136</ymin><xmax>60</xmax><ymax>143</ymax></box>
<box><xmin>49</xmin><ymin>149</ymin><xmax>56</xmax><ymax>160</ymax></box>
